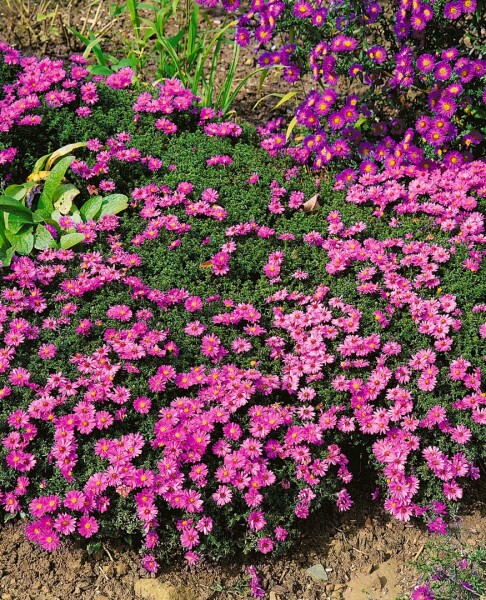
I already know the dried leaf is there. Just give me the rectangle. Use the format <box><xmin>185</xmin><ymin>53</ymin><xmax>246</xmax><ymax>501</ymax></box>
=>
<box><xmin>303</xmin><ymin>194</ymin><xmax>320</xmax><ymax>213</ymax></box>
<box><xmin>200</xmin><ymin>260</ymin><xmax>213</xmax><ymax>268</ymax></box>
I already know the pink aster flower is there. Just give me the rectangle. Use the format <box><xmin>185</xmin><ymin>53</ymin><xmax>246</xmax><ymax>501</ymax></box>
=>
<box><xmin>106</xmin><ymin>305</ymin><xmax>132</xmax><ymax>321</ymax></box>
<box><xmin>78</xmin><ymin>515</ymin><xmax>99</xmax><ymax>538</ymax></box>
<box><xmin>8</xmin><ymin>368</ymin><xmax>30</xmax><ymax>386</ymax></box>
<box><xmin>257</xmin><ymin>537</ymin><xmax>274</xmax><ymax>554</ymax></box>
<box><xmin>141</xmin><ymin>554</ymin><xmax>159</xmax><ymax>573</ymax></box>
<box><xmin>212</xmin><ymin>485</ymin><xmax>233</xmax><ymax>506</ymax></box>
<box><xmin>54</xmin><ymin>513</ymin><xmax>77</xmax><ymax>535</ymax></box>
<box><xmin>39</xmin><ymin>530</ymin><xmax>60</xmax><ymax>551</ymax></box>
<box><xmin>38</xmin><ymin>344</ymin><xmax>56</xmax><ymax>359</ymax></box>
<box><xmin>180</xmin><ymin>526</ymin><xmax>200</xmax><ymax>549</ymax></box>
<box><xmin>185</xmin><ymin>296</ymin><xmax>203</xmax><ymax>312</ymax></box>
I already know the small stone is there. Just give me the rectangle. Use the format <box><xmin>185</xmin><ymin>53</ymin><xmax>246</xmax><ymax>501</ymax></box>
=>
<box><xmin>134</xmin><ymin>579</ymin><xmax>196</xmax><ymax>600</ymax></box>
<box><xmin>2</xmin><ymin>594</ymin><xmax>12</xmax><ymax>600</ymax></box>
<box><xmin>306</xmin><ymin>564</ymin><xmax>329</xmax><ymax>582</ymax></box>
<box><xmin>269</xmin><ymin>592</ymin><xmax>278</xmax><ymax>600</ymax></box>
<box><xmin>94</xmin><ymin>596</ymin><xmax>110</xmax><ymax>600</ymax></box>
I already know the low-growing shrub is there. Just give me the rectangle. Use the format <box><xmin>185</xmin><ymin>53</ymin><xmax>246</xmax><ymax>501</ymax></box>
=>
<box><xmin>0</xmin><ymin>45</ymin><xmax>485</xmax><ymax>577</ymax></box>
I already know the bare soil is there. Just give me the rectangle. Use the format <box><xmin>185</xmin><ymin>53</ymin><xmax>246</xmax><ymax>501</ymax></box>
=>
<box><xmin>0</xmin><ymin>478</ymin><xmax>484</xmax><ymax>600</ymax></box>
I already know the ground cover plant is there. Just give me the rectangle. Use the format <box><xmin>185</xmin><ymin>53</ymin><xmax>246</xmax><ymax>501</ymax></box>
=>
<box><xmin>409</xmin><ymin>535</ymin><xmax>486</xmax><ymax>599</ymax></box>
<box><xmin>0</xmin><ymin>0</ymin><xmax>485</xmax><ymax>596</ymax></box>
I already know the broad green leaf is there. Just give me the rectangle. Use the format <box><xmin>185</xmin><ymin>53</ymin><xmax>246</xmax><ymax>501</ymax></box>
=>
<box><xmin>7</xmin><ymin>213</ymin><xmax>33</xmax><ymax>234</ymax></box>
<box><xmin>33</xmin><ymin>208</ymin><xmax>50</xmax><ymax>223</ymax></box>
<box><xmin>34</xmin><ymin>225</ymin><xmax>57</xmax><ymax>250</ymax></box>
<box><xmin>10</xmin><ymin>231</ymin><xmax>34</xmax><ymax>255</ymax></box>
<box><xmin>70</xmin><ymin>211</ymin><xmax>83</xmax><ymax>225</ymax></box>
<box><xmin>80</xmin><ymin>195</ymin><xmax>103</xmax><ymax>221</ymax></box>
<box><xmin>0</xmin><ymin>196</ymin><xmax>34</xmax><ymax>221</ymax></box>
<box><xmin>60</xmin><ymin>233</ymin><xmax>85</xmax><ymax>249</ymax></box>
<box><xmin>89</xmin><ymin>65</ymin><xmax>114</xmax><ymax>76</ymax></box>
<box><xmin>100</xmin><ymin>194</ymin><xmax>128</xmax><ymax>216</ymax></box>
<box><xmin>32</xmin><ymin>152</ymin><xmax>52</xmax><ymax>174</ymax></box>
<box><xmin>0</xmin><ymin>217</ymin><xmax>8</xmax><ymax>248</ymax></box>
<box><xmin>0</xmin><ymin>248</ymin><xmax>15</xmax><ymax>268</ymax></box>
<box><xmin>53</xmin><ymin>184</ymin><xmax>80</xmax><ymax>215</ymax></box>
<box><xmin>38</xmin><ymin>155</ymin><xmax>75</xmax><ymax>212</ymax></box>
<box><xmin>4</xmin><ymin>183</ymin><xmax>35</xmax><ymax>201</ymax></box>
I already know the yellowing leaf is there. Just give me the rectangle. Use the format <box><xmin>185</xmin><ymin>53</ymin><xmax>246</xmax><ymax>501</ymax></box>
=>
<box><xmin>274</xmin><ymin>90</ymin><xmax>299</xmax><ymax>110</ymax></box>
<box><xmin>286</xmin><ymin>116</ymin><xmax>297</xmax><ymax>141</ymax></box>
<box><xmin>27</xmin><ymin>171</ymin><xmax>50</xmax><ymax>182</ymax></box>
<box><xmin>53</xmin><ymin>184</ymin><xmax>80</xmax><ymax>215</ymax></box>
<box><xmin>46</xmin><ymin>142</ymin><xmax>87</xmax><ymax>171</ymax></box>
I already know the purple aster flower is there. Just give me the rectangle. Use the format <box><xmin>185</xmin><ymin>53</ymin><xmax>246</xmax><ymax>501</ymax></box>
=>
<box><xmin>312</xmin><ymin>8</ymin><xmax>328</xmax><ymax>25</ymax></box>
<box><xmin>410</xmin><ymin>12</ymin><xmax>427</xmax><ymax>30</ymax></box>
<box><xmin>293</xmin><ymin>0</ymin><xmax>313</xmax><ymax>18</ymax></box>
<box><xmin>444</xmin><ymin>1</ymin><xmax>462</xmax><ymax>19</ymax></box>
<box><xmin>417</xmin><ymin>54</ymin><xmax>435</xmax><ymax>74</ymax></box>
<box><xmin>434</xmin><ymin>61</ymin><xmax>452</xmax><ymax>81</ymax></box>
<box><xmin>436</xmin><ymin>95</ymin><xmax>457</xmax><ymax>117</ymax></box>
<box><xmin>442</xmin><ymin>47</ymin><xmax>459</xmax><ymax>61</ymax></box>
<box><xmin>461</xmin><ymin>0</ymin><xmax>476</xmax><ymax>12</ymax></box>
<box><xmin>367</xmin><ymin>45</ymin><xmax>387</xmax><ymax>64</ymax></box>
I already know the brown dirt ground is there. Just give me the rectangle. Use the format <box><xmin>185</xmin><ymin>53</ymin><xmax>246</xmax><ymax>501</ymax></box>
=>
<box><xmin>0</xmin><ymin>478</ymin><xmax>485</xmax><ymax>600</ymax></box>
<box><xmin>1</xmin><ymin>3</ymin><xmax>486</xmax><ymax>599</ymax></box>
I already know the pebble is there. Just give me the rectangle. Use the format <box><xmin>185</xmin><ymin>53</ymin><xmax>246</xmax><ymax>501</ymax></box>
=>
<box><xmin>306</xmin><ymin>564</ymin><xmax>329</xmax><ymax>582</ymax></box>
<box><xmin>133</xmin><ymin>579</ymin><xmax>196</xmax><ymax>600</ymax></box>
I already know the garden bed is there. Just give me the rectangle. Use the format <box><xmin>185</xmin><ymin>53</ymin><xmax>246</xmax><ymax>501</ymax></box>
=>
<box><xmin>0</xmin><ymin>1</ymin><xmax>485</xmax><ymax>599</ymax></box>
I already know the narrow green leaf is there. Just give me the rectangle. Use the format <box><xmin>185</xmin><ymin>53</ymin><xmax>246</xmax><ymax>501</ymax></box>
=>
<box><xmin>274</xmin><ymin>90</ymin><xmax>299</xmax><ymax>109</ymax></box>
<box><xmin>286</xmin><ymin>116</ymin><xmax>298</xmax><ymax>141</ymax></box>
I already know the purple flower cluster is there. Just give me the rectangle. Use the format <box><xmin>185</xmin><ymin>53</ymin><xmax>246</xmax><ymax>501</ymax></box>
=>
<box><xmin>202</xmin><ymin>0</ymin><xmax>485</xmax><ymax>175</ymax></box>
